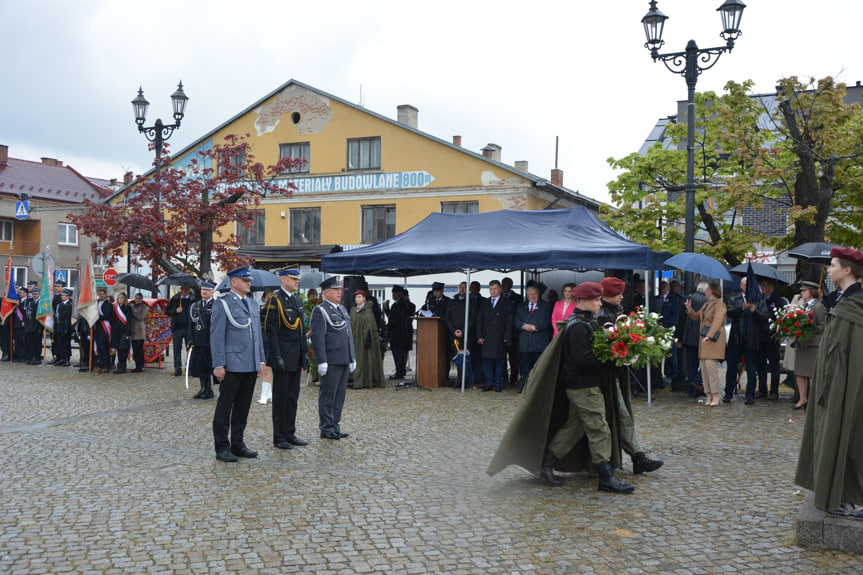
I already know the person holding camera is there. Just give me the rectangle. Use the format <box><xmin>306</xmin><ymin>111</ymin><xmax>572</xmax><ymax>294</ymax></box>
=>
<box><xmin>685</xmin><ymin>281</ymin><xmax>727</xmax><ymax>407</ymax></box>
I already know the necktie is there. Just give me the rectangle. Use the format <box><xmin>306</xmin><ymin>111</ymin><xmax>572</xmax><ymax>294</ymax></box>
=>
<box><xmin>530</xmin><ymin>303</ymin><xmax>535</xmax><ymax>313</ymax></box>
<box><xmin>492</xmin><ymin>298</ymin><xmax>497</xmax><ymax>308</ymax></box>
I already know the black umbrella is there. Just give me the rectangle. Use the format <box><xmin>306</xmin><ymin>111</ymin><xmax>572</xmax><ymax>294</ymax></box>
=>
<box><xmin>215</xmin><ymin>269</ymin><xmax>280</xmax><ymax>293</ymax></box>
<box><xmin>113</xmin><ymin>272</ymin><xmax>155</xmax><ymax>292</ymax></box>
<box><xmin>155</xmin><ymin>272</ymin><xmax>202</xmax><ymax>287</ymax></box>
<box><xmin>728</xmin><ymin>262</ymin><xmax>789</xmax><ymax>285</ymax></box>
<box><xmin>787</xmin><ymin>241</ymin><xmax>839</xmax><ymax>263</ymax></box>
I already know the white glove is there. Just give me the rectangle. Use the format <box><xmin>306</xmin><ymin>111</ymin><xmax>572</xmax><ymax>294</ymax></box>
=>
<box><xmin>349</xmin><ymin>362</ymin><xmax>357</xmax><ymax>372</ymax></box>
<box><xmin>318</xmin><ymin>362</ymin><xmax>328</xmax><ymax>376</ymax></box>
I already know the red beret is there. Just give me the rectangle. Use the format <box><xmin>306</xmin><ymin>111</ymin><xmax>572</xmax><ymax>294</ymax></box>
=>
<box><xmin>573</xmin><ymin>282</ymin><xmax>603</xmax><ymax>300</ymax></box>
<box><xmin>600</xmin><ymin>277</ymin><xmax>626</xmax><ymax>297</ymax></box>
<box><xmin>831</xmin><ymin>247</ymin><xmax>863</xmax><ymax>267</ymax></box>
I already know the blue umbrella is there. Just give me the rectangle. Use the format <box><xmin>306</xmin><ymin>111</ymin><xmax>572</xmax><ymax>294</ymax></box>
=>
<box><xmin>215</xmin><ymin>269</ymin><xmax>281</xmax><ymax>293</ymax></box>
<box><xmin>664</xmin><ymin>253</ymin><xmax>732</xmax><ymax>281</ymax></box>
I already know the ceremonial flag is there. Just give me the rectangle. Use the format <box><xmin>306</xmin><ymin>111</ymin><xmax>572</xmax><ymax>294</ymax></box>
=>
<box><xmin>37</xmin><ymin>264</ymin><xmax>54</xmax><ymax>330</ymax></box>
<box><xmin>76</xmin><ymin>259</ymin><xmax>100</xmax><ymax>327</ymax></box>
<box><xmin>0</xmin><ymin>255</ymin><xmax>18</xmax><ymax>322</ymax></box>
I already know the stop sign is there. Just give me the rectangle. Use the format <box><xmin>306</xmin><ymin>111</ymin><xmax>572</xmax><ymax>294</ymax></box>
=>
<box><xmin>103</xmin><ymin>268</ymin><xmax>118</xmax><ymax>286</ymax></box>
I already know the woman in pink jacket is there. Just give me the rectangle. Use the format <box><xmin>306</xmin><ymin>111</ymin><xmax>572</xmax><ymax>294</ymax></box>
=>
<box><xmin>551</xmin><ymin>283</ymin><xmax>576</xmax><ymax>337</ymax></box>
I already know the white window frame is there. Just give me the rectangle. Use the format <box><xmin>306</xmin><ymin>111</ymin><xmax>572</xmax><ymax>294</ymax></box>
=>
<box><xmin>58</xmin><ymin>223</ymin><xmax>79</xmax><ymax>246</ymax></box>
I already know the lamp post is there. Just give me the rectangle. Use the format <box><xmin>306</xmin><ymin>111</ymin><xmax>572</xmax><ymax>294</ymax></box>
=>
<box><xmin>641</xmin><ymin>0</ymin><xmax>745</xmax><ymax>294</ymax></box>
<box><xmin>131</xmin><ymin>82</ymin><xmax>189</xmax><ymax>291</ymax></box>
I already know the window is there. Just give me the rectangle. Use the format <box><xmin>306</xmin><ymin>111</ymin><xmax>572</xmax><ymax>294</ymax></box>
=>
<box><xmin>361</xmin><ymin>205</ymin><xmax>395</xmax><ymax>243</ymax></box>
<box><xmin>279</xmin><ymin>142</ymin><xmax>310</xmax><ymax>173</ymax></box>
<box><xmin>290</xmin><ymin>208</ymin><xmax>320</xmax><ymax>244</ymax></box>
<box><xmin>441</xmin><ymin>201</ymin><xmax>479</xmax><ymax>214</ymax></box>
<box><xmin>238</xmin><ymin>210</ymin><xmax>265</xmax><ymax>245</ymax></box>
<box><xmin>59</xmin><ymin>269</ymin><xmax>79</xmax><ymax>290</ymax></box>
<box><xmin>0</xmin><ymin>220</ymin><xmax>12</xmax><ymax>242</ymax></box>
<box><xmin>347</xmin><ymin>137</ymin><xmax>381</xmax><ymax>171</ymax></box>
<box><xmin>218</xmin><ymin>151</ymin><xmax>246</xmax><ymax>177</ymax></box>
<box><xmin>12</xmin><ymin>267</ymin><xmax>27</xmax><ymax>288</ymax></box>
<box><xmin>58</xmin><ymin>223</ymin><xmax>78</xmax><ymax>246</ymax></box>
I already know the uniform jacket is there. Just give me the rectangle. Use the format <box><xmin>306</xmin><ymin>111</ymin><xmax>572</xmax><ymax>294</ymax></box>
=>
<box><xmin>210</xmin><ymin>291</ymin><xmax>265</xmax><ymax>373</ymax></box>
<box><xmin>189</xmin><ymin>298</ymin><xmax>213</xmax><ymax>347</ymax></box>
<box><xmin>476</xmin><ymin>296</ymin><xmax>513</xmax><ymax>359</ymax></box>
<box><xmin>310</xmin><ymin>300</ymin><xmax>355</xmax><ymax>366</ymax></box>
<box><xmin>23</xmin><ymin>297</ymin><xmax>41</xmax><ymax>333</ymax></box>
<box><xmin>513</xmin><ymin>299</ymin><xmax>552</xmax><ymax>353</ymax></box>
<box><xmin>421</xmin><ymin>294</ymin><xmax>450</xmax><ymax>318</ymax></box>
<box><xmin>264</xmin><ymin>289</ymin><xmax>308</xmax><ymax>372</ymax></box>
<box><xmin>686</xmin><ymin>298</ymin><xmax>727</xmax><ymax>360</ymax></box>
<box><xmin>795</xmin><ymin>289</ymin><xmax>863</xmax><ymax>511</ymax></box>
<box><xmin>445</xmin><ymin>294</ymin><xmax>482</xmax><ymax>352</ymax></box>
<box><xmin>53</xmin><ymin>300</ymin><xmax>73</xmax><ymax>334</ymax></box>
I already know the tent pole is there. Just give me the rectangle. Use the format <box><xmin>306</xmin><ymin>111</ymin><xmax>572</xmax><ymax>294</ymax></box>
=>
<box><xmin>645</xmin><ymin>269</ymin><xmax>652</xmax><ymax>404</ymax></box>
<box><xmin>461</xmin><ymin>269</ymin><xmax>471</xmax><ymax>393</ymax></box>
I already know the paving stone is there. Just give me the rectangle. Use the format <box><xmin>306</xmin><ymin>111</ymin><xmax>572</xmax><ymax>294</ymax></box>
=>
<box><xmin>1</xmin><ymin>359</ymin><xmax>861</xmax><ymax>572</ymax></box>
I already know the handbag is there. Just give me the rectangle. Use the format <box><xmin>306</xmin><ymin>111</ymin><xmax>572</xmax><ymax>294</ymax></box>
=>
<box><xmin>700</xmin><ymin>326</ymin><xmax>720</xmax><ymax>341</ymax></box>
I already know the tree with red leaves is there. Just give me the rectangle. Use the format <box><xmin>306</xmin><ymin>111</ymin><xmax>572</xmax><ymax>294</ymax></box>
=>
<box><xmin>71</xmin><ymin>134</ymin><xmax>302</xmax><ymax>280</ymax></box>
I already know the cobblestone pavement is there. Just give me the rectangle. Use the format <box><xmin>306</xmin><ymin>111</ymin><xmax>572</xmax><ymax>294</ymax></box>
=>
<box><xmin>1</xmin><ymin>356</ymin><xmax>860</xmax><ymax>574</ymax></box>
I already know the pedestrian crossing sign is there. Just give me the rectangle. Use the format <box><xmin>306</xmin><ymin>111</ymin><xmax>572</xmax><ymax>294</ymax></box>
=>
<box><xmin>15</xmin><ymin>201</ymin><xmax>30</xmax><ymax>219</ymax></box>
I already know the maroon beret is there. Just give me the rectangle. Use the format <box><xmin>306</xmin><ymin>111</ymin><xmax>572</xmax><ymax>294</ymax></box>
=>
<box><xmin>353</xmin><ymin>289</ymin><xmax>369</xmax><ymax>298</ymax></box>
<box><xmin>831</xmin><ymin>247</ymin><xmax>863</xmax><ymax>267</ymax></box>
<box><xmin>600</xmin><ymin>277</ymin><xmax>626</xmax><ymax>297</ymax></box>
<box><xmin>573</xmin><ymin>282</ymin><xmax>603</xmax><ymax>300</ymax></box>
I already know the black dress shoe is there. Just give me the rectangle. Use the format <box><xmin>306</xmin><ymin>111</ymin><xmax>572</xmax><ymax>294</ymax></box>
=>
<box><xmin>320</xmin><ymin>431</ymin><xmax>341</xmax><ymax>440</ymax></box>
<box><xmin>387</xmin><ymin>374</ymin><xmax>405</xmax><ymax>380</ymax></box>
<box><xmin>78</xmin><ymin>367</ymin><xmax>90</xmax><ymax>372</ymax></box>
<box><xmin>172</xmin><ymin>370</ymin><xmax>182</xmax><ymax>376</ymax></box>
<box><xmin>131</xmin><ymin>368</ymin><xmax>144</xmax><ymax>373</ymax></box>
<box><xmin>285</xmin><ymin>436</ymin><xmax>309</xmax><ymax>446</ymax></box>
<box><xmin>274</xmin><ymin>441</ymin><xmax>294</xmax><ymax>450</ymax></box>
<box><xmin>339</xmin><ymin>432</ymin><xmax>349</xmax><ymax>438</ymax></box>
<box><xmin>200</xmin><ymin>390</ymin><xmax>214</xmax><ymax>399</ymax></box>
<box><xmin>112</xmin><ymin>369</ymin><xmax>127</xmax><ymax>374</ymax></box>
<box><xmin>60</xmin><ymin>360</ymin><xmax>71</xmax><ymax>367</ymax></box>
<box><xmin>231</xmin><ymin>446</ymin><xmax>258</xmax><ymax>458</ymax></box>
<box><xmin>215</xmin><ymin>449</ymin><xmax>239</xmax><ymax>462</ymax></box>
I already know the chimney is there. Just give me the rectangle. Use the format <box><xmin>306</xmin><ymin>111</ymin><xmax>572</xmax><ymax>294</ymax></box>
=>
<box><xmin>514</xmin><ymin>161</ymin><xmax>529</xmax><ymax>173</ymax></box>
<box><xmin>481</xmin><ymin>143</ymin><xmax>501</xmax><ymax>162</ymax></box>
<box><xmin>41</xmin><ymin>157</ymin><xmax>60</xmax><ymax>166</ymax></box>
<box><xmin>397</xmin><ymin>104</ymin><xmax>418</xmax><ymax>129</ymax></box>
<box><xmin>452</xmin><ymin>135</ymin><xmax>462</xmax><ymax>147</ymax></box>
<box><xmin>109</xmin><ymin>178</ymin><xmax>118</xmax><ymax>187</ymax></box>
<box><xmin>0</xmin><ymin>144</ymin><xmax>7</xmax><ymax>166</ymax></box>
<box><xmin>551</xmin><ymin>168</ymin><xmax>563</xmax><ymax>187</ymax></box>
<box><xmin>123</xmin><ymin>171</ymin><xmax>134</xmax><ymax>185</ymax></box>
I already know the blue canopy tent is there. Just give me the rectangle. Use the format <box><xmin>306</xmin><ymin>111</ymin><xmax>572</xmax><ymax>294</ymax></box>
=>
<box><xmin>321</xmin><ymin>207</ymin><xmax>670</xmax><ymax>275</ymax></box>
<box><xmin>322</xmin><ymin>207</ymin><xmax>670</xmax><ymax>396</ymax></box>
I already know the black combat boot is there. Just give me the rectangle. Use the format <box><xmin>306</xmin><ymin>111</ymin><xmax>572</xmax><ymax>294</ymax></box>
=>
<box><xmin>192</xmin><ymin>380</ymin><xmax>206</xmax><ymax>399</ymax></box>
<box><xmin>596</xmin><ymin>462</ymin><xmax>635</xmax><ymax>494</ymax></box>
<box><xmin>632</xmin><ymin>452</ymin><xmax>663</xmax><ymax>475</ymax></box>
<box><xmin>540</xmin><ymin>449</ymin><xmax>562</xmax><ymax>487</ymax></box>
<box><xmin>200</xmin><ymin>377</ymin><xmax>214</xmax><ymax>399</ymax></box>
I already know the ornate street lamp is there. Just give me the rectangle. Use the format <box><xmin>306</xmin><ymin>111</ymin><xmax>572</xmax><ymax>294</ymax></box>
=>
<box><xmin>132</xmin><ymin>81</ymin><xmax>188</xmax><ymax>158</ymax></box>
<box><xmin>642</xmin><ymin>0</ymin><xmax>745</xmax><ymax>294</ymax></box>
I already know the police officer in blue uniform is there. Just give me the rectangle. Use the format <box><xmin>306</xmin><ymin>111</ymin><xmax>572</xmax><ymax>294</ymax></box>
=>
<box><xmin>210</xmin><ymin>266</ymin><xmax>266</xmax><ymax>462</ymax></box>
<box><xmin>310</xmin><ymin>276</ymin><xmax>356</xmax><ymax>440</ymax></box>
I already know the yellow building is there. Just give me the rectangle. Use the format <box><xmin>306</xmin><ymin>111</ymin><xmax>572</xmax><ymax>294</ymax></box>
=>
<box><xmin>125</xmin><ymin>80</ymin><xmax>600</xmax><ymax>269</ymax></box>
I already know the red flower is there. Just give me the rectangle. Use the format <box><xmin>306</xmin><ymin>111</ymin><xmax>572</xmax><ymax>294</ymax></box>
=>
<box><xmin>807</xmin><ymin>318</ymin><xmax>813</xmax><ymax>324</ymax></box>
<box><xmin>794</xmin><ymin>330</ymin><xmax>802</xmax><ymax>337</ymax></box>
<box><xmin>794</xmin><ymin>321</ymin><xmax>801</xmax><ymax>327</ymax></box>
<box><xmin>783</xmin><ymin>327</ymin><xmax>790</xmax><ymax>333</ymax></box>
<box><xmin>611</xmin><ymin>341</ymin><xmax>629</xmax><ymax>359</ymax></box>
<box><xmin>628</xmin><ymin>333</ymin><xmax>646</xmax><ymax>343</ymax></box>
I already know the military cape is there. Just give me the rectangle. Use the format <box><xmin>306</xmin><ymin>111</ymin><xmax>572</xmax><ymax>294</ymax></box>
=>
<box><xmin>487</xmin><ymin>321</ymin><xmax>627</xmax><ymax>478</ymax></box>
<box><xmin>795</xmin><ymin>292</ymin><xmax>863</xmax><ymax>511</ymax></box>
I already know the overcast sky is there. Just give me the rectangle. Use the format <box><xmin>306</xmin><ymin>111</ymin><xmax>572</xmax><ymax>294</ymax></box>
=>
<box><xmin>4</xmin><ymin>1</ymin><xmax>863</xmax><ymax>205</ymax></box>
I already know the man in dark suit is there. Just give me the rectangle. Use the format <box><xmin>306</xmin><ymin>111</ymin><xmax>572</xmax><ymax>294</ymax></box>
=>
<box><xmin>513</xmin><ymin>285</ymin><xmax>552</xmax><ymax>392</ymax></box>
<box><xmin>477</xmin><ymin>279</ymin><xmax>513</xmax><ymax>392</ymax></box>
<box><xmin>264</xmin><ymin>265</ymin><xmax>309</xmax><ymax>450</ymax></box>
<box><xmin>52</xmin><ymin>288</ymin><xmax>74</xmax><ymax>367</ymax></box>
<box><xmin>310</xmin><ymin>276</ymin><xmax>356</xmax><ymax>440</ymax></box>
<box><xmin>500</xmin><ymin>277</ymin><xmax>522</xmax><ymax>386</ymax></box>
<box><xmin>724</xmin><ymin>277</ymin><xmax>767</xmax><ymax>404</ymax></box>
<box><xmin>210</xmin><ymin>266</ymin><xmax>266</xmax><ymax>462</ymax></box>
<box><xmin>384</xmin><ymin>285</ymin><xmax>410</xmax><ymax>380</ymax></box>
<box><xmin>93</xmin><ymin>287</ymin><xmax>113</xmax><ymax>373</ymax></box>
<box><xmin>166</xmin><ymin>285</ymin><xmax>196</xmax><ymax>376</ymax></box>
<box><xmin>756</xmin><ymin>278</ymin><xmax>787</xmax><ymax>400</ymax></box>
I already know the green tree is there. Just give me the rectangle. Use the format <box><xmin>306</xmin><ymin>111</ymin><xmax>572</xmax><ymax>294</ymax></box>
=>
<box><xmin>605</xmin><ymin>77</ymin><xmax>863</xmax><ymax>273</ymax></box>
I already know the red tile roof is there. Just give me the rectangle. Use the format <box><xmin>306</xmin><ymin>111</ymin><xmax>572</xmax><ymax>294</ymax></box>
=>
<box><xmin>0</xmin><ymin>157</ymin><xmax>111</xmax><ymax>202</ymax></box>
